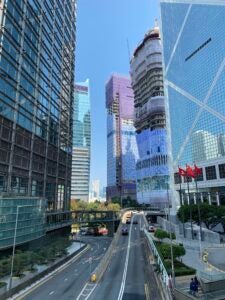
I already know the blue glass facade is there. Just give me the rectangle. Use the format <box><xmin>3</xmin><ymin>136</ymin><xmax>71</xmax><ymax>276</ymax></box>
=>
<box><xmin>71</xmin><ymin>80</ymin><xmax>91</xmax><ymax>201</ymax></box>
<box><xmin>130</xmin><ymin>27</ymin><xmax>169</xmax><ymax>207</ymax></box>
<box><xmin>0</xmin><ymin>0</ymin><xmax>76</xmax><ymax>211</ymax></box>
<box><xmin>0</xmin><ymin>197</ymin><xmax>45</xmax><ymax>249</ymax></box>
<box><xmin>73</xmin><ymin>80</ymin><xmax>91</xmax><ymax>148</ymax></box>
<box><xmin>161</xmin><ymin>0</ymin><xmax>225</xmax><ymax>206</ymax></box>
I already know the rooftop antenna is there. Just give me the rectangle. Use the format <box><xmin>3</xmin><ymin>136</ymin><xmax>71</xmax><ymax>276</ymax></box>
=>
<box><xmin>154</xmin><ymin>18</ymin><xmax>159</xmax><ymax>28</ymax></box>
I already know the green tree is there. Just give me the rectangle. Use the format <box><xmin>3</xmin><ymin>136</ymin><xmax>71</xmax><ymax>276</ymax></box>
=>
<box><xmin>154</xmin><ymin>229</ymin><xmax>175</xmax><ymax>240</ymax></box>
<box><xmin>177</xmin><ymin>204</ymin><xmax>225</xmax><ymax>229</ymax></box>
<box><xmin>154</xmin><ymin>229</ymin><xmax>169</xmax><ymax>240</ymax></box>
<box><xmin>107</xmin><ymin>202</ymin><xmax>120</xmax><ymax>211</ymax></box>
<box><xmin>70</xmin><ymin>199</ymin><xmax>88</xmax><ymax>211</ymax></box>
<box><xmin>157</xmin><ymin>243</ymin><xmax>185</xmax><ymax>260</ymax></box>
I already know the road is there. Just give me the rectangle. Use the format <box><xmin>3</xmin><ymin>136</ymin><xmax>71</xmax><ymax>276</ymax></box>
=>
<box><xmin>88</xmin><ymin>214</ymin><xmax>163</xmax><ymax>300</ymax></box>
<box><xmin>16</xmin><ymin>236</ymin><xmax>111</xmax><ymax>300</ymax></box>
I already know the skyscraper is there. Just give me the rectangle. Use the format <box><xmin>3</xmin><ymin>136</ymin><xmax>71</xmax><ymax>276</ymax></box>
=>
<box><xmin>106</xmin><ymin>74</ymin><xmax>138</xmax><ymax>203</ymax></box>
<box><xmin>0</xmin><ymin>0</ymin><xmax>76</xmax><ymax>249</ymax></box>
<box><xmin>91</xmin><ymin>179</ymin><xmax>100</xmax><ymax>199</ymax></box>
<box><xmin>160</xmin><ymin>0</ymin><xmax>225</xmax><ymax>205</ymax></box>
<box><xmin>130</xmin><ymin>25</ymin><xmax>169</xmax><ymax>207</ymax></box>
<box><xmin>0</xmin><ymin>0</ymin><xmax>76</xmax><ymax>211</ymax></box>
<box><xmin>71</xmin><ymin>80</ymin><xmax>91</xmax><ymax>201</ymax></box>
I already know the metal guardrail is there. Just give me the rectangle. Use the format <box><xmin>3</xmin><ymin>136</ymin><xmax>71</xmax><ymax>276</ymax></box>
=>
<box><xmin>144</xmin><ymin>228</ymin><xmax>169</xmax><ymax>285</ymax></box>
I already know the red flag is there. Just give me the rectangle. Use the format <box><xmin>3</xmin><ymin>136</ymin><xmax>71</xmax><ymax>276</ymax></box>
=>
<box><xmin>194</xmin><ymin>164</ymin><xmax>202</xmax><ymax>176</ymax></box>
<box><xmin>178</xmin><ymin>167</ymin><xmax>186</xmax><ymax>177</ymax></box>
<box><xmin>186</xmin><ymin>165</ymin><xmax>196</xmax><ymax>178</ymax></box>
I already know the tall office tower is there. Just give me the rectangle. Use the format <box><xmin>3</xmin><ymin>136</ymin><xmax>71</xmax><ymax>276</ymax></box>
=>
<box><xmin>91</xmin><ymin>179</ymin><xmax>100</xmax><ymax>199</ymax></box>
<box><xmin>71</xmin><ymin>80</ymin><xmax>91</xmax><ymax>201</ymax></box>
<box><xmin>0</xmin><ymin>0</ymin><xmax>76</xmax><ymax>211</ymax></box>
<box><xmin>192</xmin><ymin>130</ymin><xmax>219</xmax><ymax>162</ymax></box>
<box><xmin>161</xmin><ymin>0</ymin><xmax>225</xmax><ymax>205</ymax></box>
<box><xmin>130</xmin><ymin>25</ymin><xmax>169</xmax><ymax>208</ymax></box>
<box><xmin>106</xmin><ymin>74</ymin><xmax>138</xmax><ymax>202</ymax></box>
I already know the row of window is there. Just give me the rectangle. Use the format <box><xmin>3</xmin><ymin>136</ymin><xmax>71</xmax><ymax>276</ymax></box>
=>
<box><xmin>174</xmin><ymin>163</ymin><xmax>225</xmax><ymax>184</ymax></box>
<box><xmin>136</xmin><ymin>155</ymin><xmax>168</xmax><ymax>170</ymax></box>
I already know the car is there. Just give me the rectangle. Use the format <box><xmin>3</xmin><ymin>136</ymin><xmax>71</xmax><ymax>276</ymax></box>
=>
<box><xmin>133</xmin><ymin>220</ymin><xmax>138</xmax><ymax>224</ymax></box>
<box><xmin>121</xmin><ymin>227</ymin><xmax>129</xmax><ymax>235</ymax></box>
<box><xmin>126</xmin><ymin>219</ymin><xmax>131</xmax><ymax>224</ymax></box>
<box><xmin>148</xmin><ymin>225</ymin><xmax>155</xmax><ymax>232</ymax></box>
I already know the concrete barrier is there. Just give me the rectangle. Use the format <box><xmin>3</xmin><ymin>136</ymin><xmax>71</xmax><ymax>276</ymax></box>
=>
<box><xmin>200</xmin><ymin>277</ymin><xmax>225</xmax><ymax>293</ymax></box>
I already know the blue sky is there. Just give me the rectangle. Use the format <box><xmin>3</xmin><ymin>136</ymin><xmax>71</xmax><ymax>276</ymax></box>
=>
<box><xmin>76</xmin><ymin>0</ymin><xmax>159</xmax><ymax>189</ymax></box>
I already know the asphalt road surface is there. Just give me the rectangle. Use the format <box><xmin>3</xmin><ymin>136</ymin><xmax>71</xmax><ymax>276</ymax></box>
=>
<box><xmin>16</xmin><ymin>236</ymin><xmax>111</xmax><ymax>300</ymax></box>
<box><xmin>88</xmin><ymin>214</ymin><xmax>163</xmax><ymax>300</ymax></box>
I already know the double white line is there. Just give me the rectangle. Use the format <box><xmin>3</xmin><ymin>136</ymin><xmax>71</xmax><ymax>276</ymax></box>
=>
<box><xmin>117</xmin><ymin>220</ymin><xmax>133</xmax><ymax>300</ymax></box>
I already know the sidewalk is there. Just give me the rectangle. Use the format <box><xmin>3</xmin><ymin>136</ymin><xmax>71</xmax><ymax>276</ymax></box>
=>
<box><xmin>182</xmin><ymin>248</ymin><xmax>221</xmax><ymax>275</ymax></box>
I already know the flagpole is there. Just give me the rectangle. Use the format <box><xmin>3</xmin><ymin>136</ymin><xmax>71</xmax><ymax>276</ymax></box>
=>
<box><xmin>195</xmin><ymin>175</ymin><xmax>203</xmax><ymax>252</ymax></box>
<box><xmin>179</xmin><ymin>172</ymin><xmax>186</xmax><ymax>238</ymax></box>
<box><xmin>186</xmin><ymin>173</ymin><xmax>194</xmax><ymax>240</ymax></box>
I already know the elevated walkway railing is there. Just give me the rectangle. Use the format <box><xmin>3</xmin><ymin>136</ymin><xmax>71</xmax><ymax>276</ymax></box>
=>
<box><xmin>144</xmin><ymin>228</ymin><xmax>169</xmax><ymax>285</ymax></box>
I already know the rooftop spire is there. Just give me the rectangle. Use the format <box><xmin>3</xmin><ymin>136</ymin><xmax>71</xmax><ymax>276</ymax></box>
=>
<box><xmin>154</xmin><ymin>18</ymin><xmax>159</xmax><ymax>28</ymax></box>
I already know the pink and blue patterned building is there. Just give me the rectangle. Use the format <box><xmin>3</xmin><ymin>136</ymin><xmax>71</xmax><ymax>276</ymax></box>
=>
<box><xmin>106</xmin><ymin>74</ymin><xmax>138</xmax><ymax>202</ymax></box>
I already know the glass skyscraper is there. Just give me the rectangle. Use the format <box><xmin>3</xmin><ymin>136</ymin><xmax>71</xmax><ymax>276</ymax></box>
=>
<box><xmin>106</xmin><ymin>74</ymin><xmax>138</xmax><ymax>202</ymax></box>
<box><xmin>160</xmin><ymin>0</ymin><xmax>225</xmax><ymax>206</ymax></box>
<box><xmin>130</xmin><ymin>26</ymin><xmax>169</xmax><ymax>208</ymax></box>
<box><xmin>0</xmin><ymin>0</ymin><xmax>76</xmax><ymax>211</ymax></box>
<box><xmin>71</xmin><ymin>80</ymin><xmax>91</xmax><ymax>201</ymax></box>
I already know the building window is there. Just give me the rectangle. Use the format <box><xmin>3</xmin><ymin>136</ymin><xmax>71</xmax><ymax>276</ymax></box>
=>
<box><xmin>196</xmin><ymin>168</ymin><xmax>203</xmax><ymax>181</ymax></box>
<box><xmin>205</xmin><ymin>166</ymin><xmax>217</xmax><ymax>180</ymax></box>
<box><xmin>174</xmin><ymin>173</ymin><xmax>181</xmax><ymax>184</ymax></box>
<box><xmin>219</xmin><ymin>164</ymin><xmax>225</xmax><ymax>179</ymax></box>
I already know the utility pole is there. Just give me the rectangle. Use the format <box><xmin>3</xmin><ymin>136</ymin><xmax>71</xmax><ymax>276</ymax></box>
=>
<box><xmin>167</xmin><ymin>183</ymin><xmax>175</xmax><ymax>288</ymax></box>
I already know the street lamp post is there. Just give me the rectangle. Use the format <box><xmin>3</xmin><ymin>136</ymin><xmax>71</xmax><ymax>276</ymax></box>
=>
<box><xmin>8</xmin><ymin>205</ymin><xmax>33</xmax><ymax>290</ymax></box>
<box><xmin>166</xmin><ymin>183</ymin><xmax>175</xmax><ymax>289</ymax></box>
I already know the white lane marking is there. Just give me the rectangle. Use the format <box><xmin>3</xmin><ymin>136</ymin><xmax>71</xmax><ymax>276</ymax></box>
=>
<box><xmin>64</xmin><ymin>278</ymin><xmax>68</xmax><ymax>282</ymax></box>
<box><xmin>49</xmin><ymin>291</ymin><xmax>55</xmax><ymax>295</ymax></box>
<box><xmin>117</xmin><ymin>218</ymin><xmax>133</xmax><ymax>300</ymax></box>
<box><xmin>76</xmin><ymin>283</ymin><xmax>96</xmax><ymax>300</ymax></box>
<box><xmin>13</xmin><ymin>245</ymin><xmax>89</xmax><ymax>300</ymax></box>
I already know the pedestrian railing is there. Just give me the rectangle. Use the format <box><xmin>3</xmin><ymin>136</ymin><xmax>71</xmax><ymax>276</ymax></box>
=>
<box><xmin>144</xmin><ymin>228</ymin><xmax>169</xmax><ymax>286</ymax></box>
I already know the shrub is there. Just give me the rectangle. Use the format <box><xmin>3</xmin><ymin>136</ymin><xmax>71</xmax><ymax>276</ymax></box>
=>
<box><xmin>154</xmin><ymin>229</ymin><xmax>169</xmax><ymax>240</ymax></box>
<box><xmin>0</xmin><ymin>282</ymin><xmax>7</xmax><ymax>288</ymax></box>
<box><xmin>154</xmin><ymin>229</ymin><xmax>176</xmax><ymax>240</ymax></box>
<box><xmin>156</xmin><ymin>241</ymin><xmax>186</xmax><ymax>260</ymax></box>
